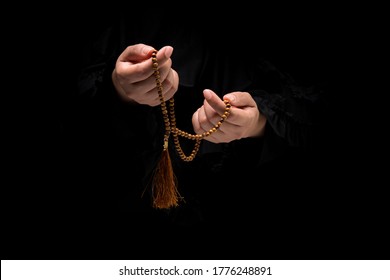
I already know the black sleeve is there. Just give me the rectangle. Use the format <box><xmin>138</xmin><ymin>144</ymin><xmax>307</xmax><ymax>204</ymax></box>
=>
<box><xmin>223</xmin><ymin>52</ymin><xmax>328</xmax><ymax>170</ymax></box>
<box><xmin>71</xmin><ymin>17</ymin><xmax>165</xmax><ymax>210</ymax></box>
<box><xmin>75</xmin><ymin>16</ymin><xmax>162</xmax><ymax>156</ymax></box>
<box><xmin>251</xmin><ymin>72</ymin><xmax>325</xmax><ymax>149</ymax></box>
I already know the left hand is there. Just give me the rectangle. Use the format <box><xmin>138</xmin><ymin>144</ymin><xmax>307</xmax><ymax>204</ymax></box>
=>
<box><xmin>192</xmin><ymin>89</ymin><xmax>267</xmax><ymax>143</ymax></box>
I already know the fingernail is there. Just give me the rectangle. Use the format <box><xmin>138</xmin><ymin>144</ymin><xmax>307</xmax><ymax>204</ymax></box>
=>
<box><xmin>224</xmin><ymin>94</ymin><xmax>235</xmax><ymax>102</ymax></box>
<box><xmin>142</xmin><ymin>46</ymin><xmax>154</xmax><ymax>55</ymax></box>
<box><xmin>203</xmin><ymin>89</ymin><xmax>212</xmax><ymax>100</ymax></box>
<box><xmin>164</xmin><ymin>46</ymin><xmax>173</xmax><ymax>58</ymax></box>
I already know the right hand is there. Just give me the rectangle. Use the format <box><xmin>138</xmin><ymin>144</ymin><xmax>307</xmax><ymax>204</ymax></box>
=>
<box><xmin>112</xmin><ymin>43</ymin><xmax>179</xmax><ymax>106</ymax></box>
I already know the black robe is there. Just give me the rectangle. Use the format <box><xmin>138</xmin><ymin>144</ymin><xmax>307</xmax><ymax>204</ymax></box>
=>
<box><xmin>4</xmin><ymin>4</ymin><xmax>388</xmax><ymax>261</ymax></box>
<box><xmin>4</xmin><ymin>6</ymin><xmax>344</xmax><ymax>260</ymax></box>
<box><xmin>71</xmin><ymin>8</ymin><xmax>329</xmax><ymax>227</ymax></box>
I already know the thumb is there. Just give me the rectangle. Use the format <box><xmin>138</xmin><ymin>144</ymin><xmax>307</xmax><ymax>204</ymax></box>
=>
<box><xmin>223</xmin><ymin>92</ymin><xmax>256</xmax><ymax>108</ymax></box>
<box><xmin>119</xmin><ymin>43</ymin><xmax>155</xmax><ymax>63</ymax></box>
<box><xmin>158</xmin><ymin>46</ymin><xmax>174</xmax><ymax>59</ymax></box>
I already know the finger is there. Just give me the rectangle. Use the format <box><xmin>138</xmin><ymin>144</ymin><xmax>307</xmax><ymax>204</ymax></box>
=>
<box><xmin>203</xmin><ymin>90</ymin><xmax>238</xmax><ymax>131</ymax></box>
<box><xmin>162</xmin><ymin>69</ymin><xmax>178</xmax><ymax>100</ymax></box>
<box><xmin>143</xmin><ymin>69</ymin><xmax>178</xmax><ymax>106</ymax></box>
<box><xmin>118</xmin><ymin>45</ymin><xmax>174</xmax><ymax>84</ymax></box>
<box><xmin>203</xmin><ymin>89</ymin><xmax>227</xmax><ymax>116</ymax></box>
<box><xmin>156</xmin><ymin>46</ymin><xmax>174</xmax><ymax>65</ymax></box>
<box><xmin>118</xmin><ymin>43</ymin><xmax>155</xmax><ymax>63</ymax></box>
<box><xmin>202</xmin><ymin>128</ymin><xmax>230</xmax><ymax>144</ymax></box>
<box><xmin>153</xmin><ymin>68</ymin><xmax>177</xmax><ymax>101</ymax></box>
<box><xmin>192</xmin><ymin>108</ymin><xmax>201</xmax><ymax>133</ymax></box>
<box><xmin>223</xmin><ymin>92</ymin><xmax>256</xmax><ymax>108</ymax></box>
<box><xmin>197</xmin><ymin>105</ymin><xmax>215</xmax><ymax>132</ymax></box>
<box><xmin>140</xmin><ymin>48</ymin><xmax>174</xmax><ymax>97</ymax></box>
<box><xmin>118</xmin><ymin>44</ymin><xmax>173</xmax><ymax>63</ymax></box>
<box><xmin>148</xmin><ymin>57</ymin><xmax>172</xmax><ymax>86</ymax></box>
<box><xmin>192</xmin><ymin>108</ymin><xmax>232</xmax><ymax>142</ymax></box>
<box><xmin>203</xmin><ymin>97</ymin><xmax>223</xmax><ymax>126</ymax></box>
<box><xmin>222</xmin><ymin>92</ymin><xmax>257</xmax><ymax>125</ymax></box>
<box><xmin>131</xmin><ymin>59</ymin><xmax>172</xmax><ymax>94</ymax></box>
<box><xmin>192</xmin><ymin>108</ymin><xmax>212</xmax><ymax>134</ymax></box>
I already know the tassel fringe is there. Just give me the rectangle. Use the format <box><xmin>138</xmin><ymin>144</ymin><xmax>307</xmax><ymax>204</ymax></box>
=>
<box><xmin>151</xmin><ymin>149</ymin><xmax>181</xmax><ymax>209</ymax></box>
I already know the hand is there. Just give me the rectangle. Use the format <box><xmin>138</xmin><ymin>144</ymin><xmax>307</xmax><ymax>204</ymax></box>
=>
<box><xmin>192</xmin><ymin>89</ymin><xmax>266</xmax><ymax>143</ymax></box>
<box><xmin>112</xmin><ymin>43</ymin><xmax>179</xmax><ymax>106</ymax></box>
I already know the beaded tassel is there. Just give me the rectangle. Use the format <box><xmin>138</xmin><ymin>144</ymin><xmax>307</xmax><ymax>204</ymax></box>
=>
<box><xmin>151</xmin><ymin>139</ymin><xmax>180</xmax><ymax>209</ymax></box>
<box><xmin>150</xmin><ymin>50</ymin><xmax>231</xmax><ymax>209</ymax></box>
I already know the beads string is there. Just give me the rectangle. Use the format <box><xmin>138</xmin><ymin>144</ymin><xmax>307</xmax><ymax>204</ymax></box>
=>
<box><xmin>152</xmin><ymin>50</ymin><xmax>231</xmax><ymax>160</ymax></box>
<box><xmin>149</xmin><ymin>50</ymin><xmax>231</xmax><ymax>209</ymax></box>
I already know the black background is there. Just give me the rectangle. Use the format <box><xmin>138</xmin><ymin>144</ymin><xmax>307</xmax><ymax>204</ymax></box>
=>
<box><xmin>2</xmin><ymin>4</ymin><xmax>388</xmax><ymax>260</ymax></box>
